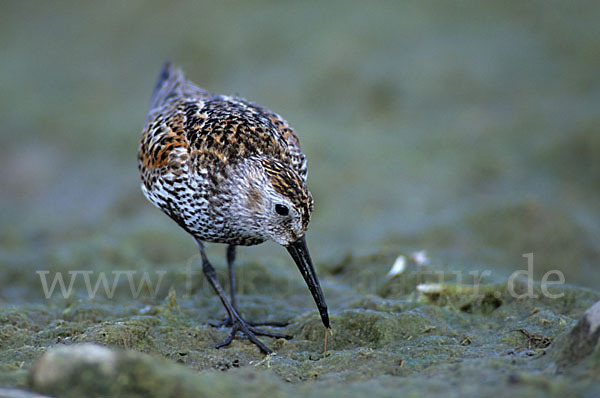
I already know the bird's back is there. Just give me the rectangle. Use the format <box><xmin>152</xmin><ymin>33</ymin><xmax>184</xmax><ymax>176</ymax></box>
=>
<box><xmin>137</xmin><ymin>63</ymin><xmax>309</xmax><ymax>243</ymax></box>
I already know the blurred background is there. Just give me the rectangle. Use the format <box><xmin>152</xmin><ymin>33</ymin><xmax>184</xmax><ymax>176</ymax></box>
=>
<box><xmin>1</xmin><ymin>1</ymin><xmax>599</xmax><ymax>301</ymax></box>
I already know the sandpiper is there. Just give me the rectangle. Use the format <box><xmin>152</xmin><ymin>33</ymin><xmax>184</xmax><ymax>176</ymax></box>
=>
<box><xmin>137</xmin><ymin>62</ymin><xmax>330</xmax><ymax>354</ymax></box>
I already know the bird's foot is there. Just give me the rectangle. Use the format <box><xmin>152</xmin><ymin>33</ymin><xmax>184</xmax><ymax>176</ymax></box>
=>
<box><xmin>210</xmin><ymin>315</ymin><xmax>289</xmax><ymax>328</ymax></box>
<box><xmin>214</xmin><ymin>316</ymin><xmax>292</xmax><ymax>354</ymax></box>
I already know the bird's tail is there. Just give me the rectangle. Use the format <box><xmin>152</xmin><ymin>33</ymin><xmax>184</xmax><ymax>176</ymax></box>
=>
<box><xmin>148</xmin><ymin>61</ymin><xmax>183</xmax><ymax>112</ymax></box>
<box><xmin>148</xmin><ymin>62</ymin><xmax>208</xmax><ymax>116</ymax></box>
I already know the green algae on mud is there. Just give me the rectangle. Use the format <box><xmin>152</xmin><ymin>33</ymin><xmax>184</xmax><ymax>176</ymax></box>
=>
<box><xmin>2</xmin><ymin>1</ymin><xmax>600</xmax><ymax>396</ymax></box>
<box><xmin>2</xmin><ymin>253</ymin><xmax>600</xmax><ymax>396</ymax></box>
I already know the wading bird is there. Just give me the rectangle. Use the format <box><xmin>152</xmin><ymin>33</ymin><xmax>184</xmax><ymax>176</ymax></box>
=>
<box><xmin>137</xmin><ymin>62</ymin><xmax>330</xmax><ymax>354</ymax></box>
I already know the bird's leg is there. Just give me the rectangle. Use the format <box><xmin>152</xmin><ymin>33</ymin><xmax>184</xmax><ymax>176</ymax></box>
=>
<box><xmin>196</xmin><ymin>240</ymin><xmax>290</xmax><ymax>354</ymax></box>
<box><xmin>209</xmin><ymin>245</ymin><xmax>239</xmax><ymax>327</ymax></box>
<box><xmin>227</xmin><ymin>244</ymin><xmax>239</xmax><ymax>312</ymax></box>
<box><xmin>213</xmin><ymin>245</ymin><xmax>289</xmax><ymax>328</ymax></box>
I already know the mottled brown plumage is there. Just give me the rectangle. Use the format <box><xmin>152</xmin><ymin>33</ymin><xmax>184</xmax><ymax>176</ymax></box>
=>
<box><xmin>137</xmin><ymin>62</ymin><xmax>329</xmax><ymax>354</ymax></box>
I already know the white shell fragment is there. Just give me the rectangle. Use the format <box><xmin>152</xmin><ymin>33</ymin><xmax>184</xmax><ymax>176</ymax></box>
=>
<box><xmin>386</xmin><ymin>255</ymin><xmax>406</xmax><ymax>278</ymax></box>
<box><xmin>410</xmin><ymin>250</ymin><xmax>429</xmax><ymax>266</ymax></box>
<box><xmin>416</xmin><ymin>283</ymin><xmax>444</xmax><ymax>293</ymax></box>
<box><xmin>584</xmin><ymin>300</ymin><xmax>600</xmax><ymax>335</ymax></box>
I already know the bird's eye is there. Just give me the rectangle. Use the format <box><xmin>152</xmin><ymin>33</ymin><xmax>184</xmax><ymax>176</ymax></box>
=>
<box><xmin>275</xmin><ymin>204</ymin><xmax>289</xmax><ymax>216</ymax></box>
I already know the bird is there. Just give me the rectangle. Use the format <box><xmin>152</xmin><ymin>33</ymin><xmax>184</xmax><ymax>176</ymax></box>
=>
<box><xmin>137</xmin><ymin>62</ymin><xmax>330</xmax><ymax>354</ymax></box>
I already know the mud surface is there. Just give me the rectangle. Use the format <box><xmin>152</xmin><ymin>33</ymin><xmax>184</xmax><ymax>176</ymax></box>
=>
<box><xmin>2</xmin><ymin>1</ymin><xmax>600</xmax><ymax>396</ymax></box>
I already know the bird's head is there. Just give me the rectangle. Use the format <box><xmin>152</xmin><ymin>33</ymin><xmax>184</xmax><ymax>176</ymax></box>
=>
<box><xmin>228</xmin><ymin>156</ymin><xmax>330</xmax><ymax>329</ymax></box>
<box><xmin>229</xmin><ymin>156</ymin><xmax>313</xmax><ymax>246</ymax></box>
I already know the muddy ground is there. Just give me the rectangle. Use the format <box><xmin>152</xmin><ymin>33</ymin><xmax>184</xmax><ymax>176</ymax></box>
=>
<box><xmin>1</xmin><ymin>1</ymin><xmax>600</xmax><ymax>397</ymax></box>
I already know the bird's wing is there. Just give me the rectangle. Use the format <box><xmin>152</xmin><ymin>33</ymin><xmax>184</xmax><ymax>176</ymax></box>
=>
<box><xmin>250</xmin><ymin>105</ymin><xmax>308</xmax><ymax>181</ymax></box>
<box><xmin>145</xmin><ymin>63</ymin><xmax>308</xmax><ymax>181</ymax></box>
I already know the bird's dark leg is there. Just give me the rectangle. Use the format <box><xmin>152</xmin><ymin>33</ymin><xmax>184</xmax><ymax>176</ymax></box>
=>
<box><xmin>219</xmin><ymin>245</ymin><xmax>289</xmax><ymax>328</ymax></box>
<box><xmin>196</xmin><ymin>240</ymin><xmax>290</xmax><ymax>354</ymax></box>
<box><xmin>209</xmin><ymin>245</ymin><xmax>240</xmax><ymax>327</ymax></box>
<box><xmin>227</xmin><ymin>244</ymin><xmax>239</xmax><ymax>311</ymax></box>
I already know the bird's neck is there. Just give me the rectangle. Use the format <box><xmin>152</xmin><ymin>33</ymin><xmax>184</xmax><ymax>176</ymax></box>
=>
<box><xmin>217</xmin><ymin>158</ymin><xmax>272</xmax><ymax>242</ymax></box>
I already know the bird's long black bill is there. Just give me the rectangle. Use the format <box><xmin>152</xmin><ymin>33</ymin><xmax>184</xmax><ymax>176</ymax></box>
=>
<box><xmin>286</xmin><ymin>235</ymin><xmax>330</xmax><ymax>329</ymax></box>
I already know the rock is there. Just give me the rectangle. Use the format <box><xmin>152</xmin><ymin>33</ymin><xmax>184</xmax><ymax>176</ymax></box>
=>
<box><xmin>548</xmin><ymin>300</ymin><xmax>600</xmax><ymax>370</ymax></box>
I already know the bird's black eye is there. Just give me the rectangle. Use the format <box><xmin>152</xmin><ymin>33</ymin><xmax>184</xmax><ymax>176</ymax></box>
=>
<box><xmin>275</xmin><ymin>204</ymin><xmax>289</xmax><ymax>216</ymax></box>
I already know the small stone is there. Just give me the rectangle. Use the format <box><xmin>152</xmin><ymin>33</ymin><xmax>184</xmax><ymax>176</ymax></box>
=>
<box><xmin>29</xmin><ymin>344</ymin><xmax>117</xmax><ymax>388</ymax></box>
<box><xmin>28</xmin><ymin>343</ymin><xmax>211</xmax><ymax>398</ymax></box>
<box><xmin>548</xmin><ymin>300</ymin><xmax>600</xmax><ymax>368</ymax></box>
